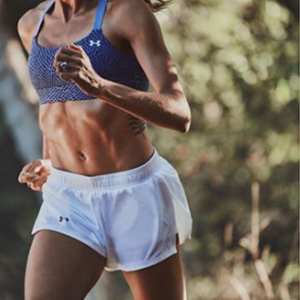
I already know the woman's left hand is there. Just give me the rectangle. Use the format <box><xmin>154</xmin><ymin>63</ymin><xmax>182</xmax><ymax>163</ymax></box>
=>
<box><xmin>54</xmin><ymin>44</ymin><xmax>104</xmax><ymax>97</ymax></box>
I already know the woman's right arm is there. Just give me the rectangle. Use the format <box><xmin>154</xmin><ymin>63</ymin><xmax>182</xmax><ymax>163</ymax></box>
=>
<box><xmin>17</xmin><ymin>2</ymin><xmax>52</xmax><ymax>191</ymax></box>
<box><xmin>17</xmin><ymin>135</ymin><xmax>52</xmax><ymax>191</ymax></box>
<box><xmin>17</xmin><ymin>1</ymin><xmax>49</xmax><ymax>53</ymax></box>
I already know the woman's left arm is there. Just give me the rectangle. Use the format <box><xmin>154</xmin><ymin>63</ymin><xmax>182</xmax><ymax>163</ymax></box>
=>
<box><xmin>55</xmin><ymin>0</ymin><xmax>191</xmax><ymax>132</ymax></box>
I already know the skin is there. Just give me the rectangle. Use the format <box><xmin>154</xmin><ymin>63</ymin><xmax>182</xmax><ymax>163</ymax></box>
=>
<box><xmin>17</xmin><ymin>0</ymin><xmax>190</xmax><ymax>299</ymax></box>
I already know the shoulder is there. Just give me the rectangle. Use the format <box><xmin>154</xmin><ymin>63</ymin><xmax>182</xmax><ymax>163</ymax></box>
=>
<box><xmin>109</xmin><ymin>0</ymin><xmax>153</xmax><ymax>17</ymax></box>
<box><xmin>108</xmin><ymin>0</ymin><xmax>160</xmax><ymax>42</ymax></box>
<box><xmin>17</xmin><ymin>1</ymin><xmax>51</xmax><ymax>53</ymax></box>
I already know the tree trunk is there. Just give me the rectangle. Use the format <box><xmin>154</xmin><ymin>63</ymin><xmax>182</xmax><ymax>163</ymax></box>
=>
<box><xmin>0</xmin><ymin>27</ymin><xmax>42</xmax><ymax>193</ymax></box>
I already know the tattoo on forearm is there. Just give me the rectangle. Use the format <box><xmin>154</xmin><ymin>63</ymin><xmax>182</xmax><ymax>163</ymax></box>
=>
<box><xmin>128</xmin><ymin>115</ymin><xmax>146</xmax><ymax>138</ymax></box>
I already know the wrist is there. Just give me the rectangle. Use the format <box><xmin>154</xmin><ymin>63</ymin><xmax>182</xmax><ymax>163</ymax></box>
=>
<box><xmin>41</xmin><ymin>158</ymin><xmax>51</xmax><ymax>168</ymax></box>
<box><xmin>94</xmin><ymin>76</ymin><xmax>109</xmax><ymax>99</ymax></box>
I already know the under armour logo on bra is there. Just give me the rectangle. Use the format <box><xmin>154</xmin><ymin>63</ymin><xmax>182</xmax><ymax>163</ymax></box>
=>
<box><xmin>89</xmin><ymin>40</ymin><xmax>101</xmax><ymax>47</ymax></box>
<box><xmin>59</xmin><ymin>216</ymin><xmax>69</xmax><ymax>222</ymax></box>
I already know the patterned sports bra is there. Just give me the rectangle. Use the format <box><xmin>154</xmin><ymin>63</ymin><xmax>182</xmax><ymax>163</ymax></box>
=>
<box><xmin>28</xmin><ymin>0</ymin><xmax>149</xmax><ymax>105</ymax></box>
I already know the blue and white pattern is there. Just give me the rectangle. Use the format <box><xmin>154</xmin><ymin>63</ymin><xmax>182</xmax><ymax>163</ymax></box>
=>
<box><xmin>28</xmin><ymin>0</ymin><xmax>149</xmax><ymax>105</ymax></box>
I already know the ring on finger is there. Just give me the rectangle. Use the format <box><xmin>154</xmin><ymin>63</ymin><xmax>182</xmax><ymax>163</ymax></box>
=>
<box><xmin>60</xmin><ymin>61</ymin><xmax>68</xmax><ymax>70</ymax></box>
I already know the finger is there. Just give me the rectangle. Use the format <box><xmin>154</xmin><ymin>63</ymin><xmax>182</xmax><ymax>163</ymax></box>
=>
<box><xmin>54</xmin><ymin>48</ymin><xmax>81</xmax><ymax>65</ymax></box>
<box><xmin>31</xmin><ymin>176</ymin><xmax>48</xmax><ymax>191</ymax></box>
<box><xmin>59</xmin><ymin>71</ymin><xmax>81</xmax><ymax>82</ymax></box>
<box><xmin>22</xmin><ymin>162</ymin><xmax>34</xmax><ymax>173</ymax></box>
<box><xmin>27</xmin><ymin>160</ymin><xmax>43</xmax><ymax>174</ymax></box>
<box><xmin>31</xmin><ymin>164</ymin><xmax>43</xmax><ymax>175</ymax></box>
<box><xmin>55</xmin><ymin>53</ymin><xmax>82</xmax><ymax>64</ymax></box>
<box><xmin>56</xmin><ymin>62</ymin><xmax>80</xmax><ymax>74</ymax></box>
<box><xmin>54</xmin><ymin>54</ymin><xmax>82</xmax><ymax>69</ymax></box>
<box><xmin>67</xmin><ymin>44</ymin><xmax>83</xmax><ymax>53</ymax></box>
<box><xmin>29</xmin><ymin>183</ymin><xmax>42</xmax><ymax>192</ymax></box>
<box><xmin>23</xmin><ymin>174</ymin><xmax>40</xmax><ymax>183</ymax></box>
<box><xmin>40</xmin><ymin>166</ymin><xmax>51</xmax><ymax>176</ymax></box>
<box><xmin>32</xmin><ymin>174</ymin><xmax>48</xmax><ymax>185</ymax></box>
<box><xmin>19</xmin><ymin>171</ymin><xmax>39</xmax><ymax>183</ymax></box>
<box><xmin>18</xmin><ymin>160</ymin><xmax>44</xmax><ymax>183</ymax></box>
<box><xmin>18</xmin><ymin>164</ymin><xmax>31</xmax><ymax>183</ymax></box>
<box><xmin>31</xmin><ymin>183</ymin><xmax>46</xmax><ymax>192</ymax></box>
<box><xmin>59</xmin><ymin>45</ymin><xmax>82</xmax><ymax>57</ymax></box>
<box><xmin>18</xmin><ymin>174</ymin><xmax>27</xmax><ymax>184</ymax></box>
<box><xmin>24</xmin><ymin>173</ymin><xmax>40</xmax><ymax>179</ymax></box>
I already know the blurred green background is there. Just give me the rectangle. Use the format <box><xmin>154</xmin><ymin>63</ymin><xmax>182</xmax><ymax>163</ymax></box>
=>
<box><xmin>0</xmin><ymin>0</ymin><xmax>298</xmax><ymax>299</ymax></box>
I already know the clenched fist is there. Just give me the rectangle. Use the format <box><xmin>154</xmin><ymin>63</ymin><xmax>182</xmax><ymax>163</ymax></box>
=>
<box><xmin>18</xmin><ymin>159</ymin><xmax>51</xmax><ymax>192</ymax></box>
<box><xmin>54</xmin><ymin>44</ymin><xmax>105</xmax><ymax>97</ymax></box>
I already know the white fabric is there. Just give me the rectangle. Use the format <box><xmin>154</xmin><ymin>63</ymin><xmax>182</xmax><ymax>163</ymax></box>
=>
<box><xmin>31</xmin><ymin>148</ymin><xmax>193</xmax><ymax>272</ymax></box>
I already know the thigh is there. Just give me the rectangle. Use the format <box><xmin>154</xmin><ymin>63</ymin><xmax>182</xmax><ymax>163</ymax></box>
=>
<box><xmin>25</xmin><ymin>230</ymin><xmax>106</xmax><ymax>300</ymax></box>
<box><xmin>122</xmin><ymin>236</ymin><xmax>186</xmax><ymax>300</ymax></box>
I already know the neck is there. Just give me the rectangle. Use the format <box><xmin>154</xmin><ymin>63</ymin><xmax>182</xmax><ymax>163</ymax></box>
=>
<box><xmin>55</xmin><ymin>0</ymin><xmax>95</xmax><ymax>21</ymax></box>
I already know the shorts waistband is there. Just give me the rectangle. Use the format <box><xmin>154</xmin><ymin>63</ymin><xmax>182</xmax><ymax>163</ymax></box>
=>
<box><xmin>47</xmin><ymin>148</ymin><xmax>163</xmax><ymax>190</ymax></box>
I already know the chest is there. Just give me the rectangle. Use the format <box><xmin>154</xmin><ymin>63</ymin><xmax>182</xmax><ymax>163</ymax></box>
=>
<box><xmin>38</xmin><ymin>12</ymin><xmax>96</xmax><ymax>47</ymax></box>
<box><xmin>28</xmin><ymin>29</ymin><xmax>146</xmax><ymax>89</ymax></box>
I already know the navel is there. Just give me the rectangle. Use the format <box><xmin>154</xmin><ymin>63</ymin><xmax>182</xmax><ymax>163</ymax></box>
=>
<box><xmin>78</xmin><ymin>151</ymin><xmax>87</xmax><ymax>161</ymax></box>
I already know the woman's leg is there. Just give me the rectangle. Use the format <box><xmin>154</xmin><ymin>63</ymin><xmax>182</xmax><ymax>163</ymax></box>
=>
<box><xmin>122</xmin><ymin>235</ymin><xmax>186</xmax><ymax>300</ymax></box>
<box><xmin>24</xmin><ymin>230</ymin><xmax>106</xmax><ymax>300</ymax></box>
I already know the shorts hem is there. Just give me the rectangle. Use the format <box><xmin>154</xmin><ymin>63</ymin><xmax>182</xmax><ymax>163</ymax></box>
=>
<box><xmin>105</xmin><ymin>243</ymin><xmax>179</xmax><ymax>272</ymax></box>
<box><xmin>31</xmin><ymin>225</ymin><xmax>107</xmax><ymax>258</ymax></box>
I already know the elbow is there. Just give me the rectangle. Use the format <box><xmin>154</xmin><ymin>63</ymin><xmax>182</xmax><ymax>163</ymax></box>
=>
<box><xmin>178</xmin><ymin>96</ymin><xmax>191</xmax><ymax>133</ymax></box>
<box><xmin>179</xmin><ymin>118</ymin><xmax>191</xmax><ymax>133</ymax></box>
<box><xmin>176</xmin><ymin>110</ymin><xmax>192</xmax><ymax>133</ymax></box>
<box><xmin>167</xmin><ymin>94</ymin><xmax>192</xmax><ymax>133</ymax></box>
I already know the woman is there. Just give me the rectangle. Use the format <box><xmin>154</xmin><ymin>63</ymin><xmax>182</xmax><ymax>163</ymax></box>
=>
<box><xmin>17</xmin><ymin>0</ymin><xmax>192</xmax><ymax>299</ymax></box>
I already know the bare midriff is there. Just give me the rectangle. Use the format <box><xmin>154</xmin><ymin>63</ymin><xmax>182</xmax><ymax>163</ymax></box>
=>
<box><xmin>39</xmin><ymin>98</ymin><xmax>154</xmax><ymax>176</ymax></box>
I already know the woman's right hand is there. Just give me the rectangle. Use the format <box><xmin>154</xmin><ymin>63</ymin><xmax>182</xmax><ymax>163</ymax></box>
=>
<box><xmin>18</xmin><ymin>159</ymin><xmax>51</xmax><ymax>192</ymax></box>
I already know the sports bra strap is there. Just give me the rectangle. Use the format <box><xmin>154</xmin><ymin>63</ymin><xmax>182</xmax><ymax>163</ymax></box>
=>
<box><xmin>33</xmin><ymin>0</ymin><xmax>107</xmax><ymax>37</ymax></box>
<box><xmin>93</xmin><ymin>0</ymin><xmax>107</xmax><ymax>30</ymax></box>
<box><xmin>33</xmin><ymin>0</ymin><xmax>56</xmax><ymax>37</ymax></box>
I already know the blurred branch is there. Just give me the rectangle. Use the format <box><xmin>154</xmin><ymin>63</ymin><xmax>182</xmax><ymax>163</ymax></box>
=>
<box><xmin>251</xmin><ymin>181</ymin><xmax>260</xmax><ymax>260</ymax></box>
<box><xmin>6</xmin><ymin>40</ymin><xmax>38</xmax><ymax>103</ymax></box>
<box><xmin>230</xmin><ymin>276</ymin><xmax>251</xmax><ymax>300</ymax></box>
<box><xmin>254</xmin><ymin>259</ymin><xmax>275</xmax><ymax>299</ymax></box>
<box><xmin>224</xmin><ymin>221</ymin><xmax>234</xmax><ymax>247</ymax></box>
<box><xmin>278</xmin><ymin>282</ymin><xmax>291</xmax><ymax>300</ymax></box>
<box><xmin>271</xmin><ymin>222</ymin><xmax>299</xmax><ymax>286</ymax></box>
<box><xmin>239</xmin><ymin>182</ymin><xmax>276</xmax><ymax>299</ymax></box>
<box><xmin>251</xmin><ymin>182</ymin><xmax>275</xmax><ymax>299</ymax></box>
<box><xmin>0</xmin><ymin>29</ymin><xmax>41</xmax><ymax>164</ymax></box>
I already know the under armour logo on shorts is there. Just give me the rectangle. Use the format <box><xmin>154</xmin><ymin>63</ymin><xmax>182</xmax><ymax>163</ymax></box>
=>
<box><xmin>89</xmin><ymin>40</ymin><xmax>101</xmax><ymax>47</ymax></box>
<box><xmin>59</xmin><ymin>216</ymin><xmax>69</xmax><ymax>222</ymax></box>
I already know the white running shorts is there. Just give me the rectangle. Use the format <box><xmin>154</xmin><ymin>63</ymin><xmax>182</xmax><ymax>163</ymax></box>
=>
<box><xmin>31</xmin><ymin>148</ymin><xmax>193</xmax><ymax>272</ymax></box>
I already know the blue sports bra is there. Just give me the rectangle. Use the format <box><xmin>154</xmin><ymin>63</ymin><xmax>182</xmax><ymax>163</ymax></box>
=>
<box><xmin>28</xmin><ymin>0</ymin><xmax>149</xmax><ymax>105</ymax></box>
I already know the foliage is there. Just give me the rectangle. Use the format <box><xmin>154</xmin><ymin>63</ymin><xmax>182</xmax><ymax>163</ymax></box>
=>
<box><xmin>150</xmin><ymin>0</ymin><xmax>299</xmax><ymax>298</ymax></box>
<box><xmin>0</xmin><ymin>0</ymin><xmax>298</xmax><ymax>299</ymax></box>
